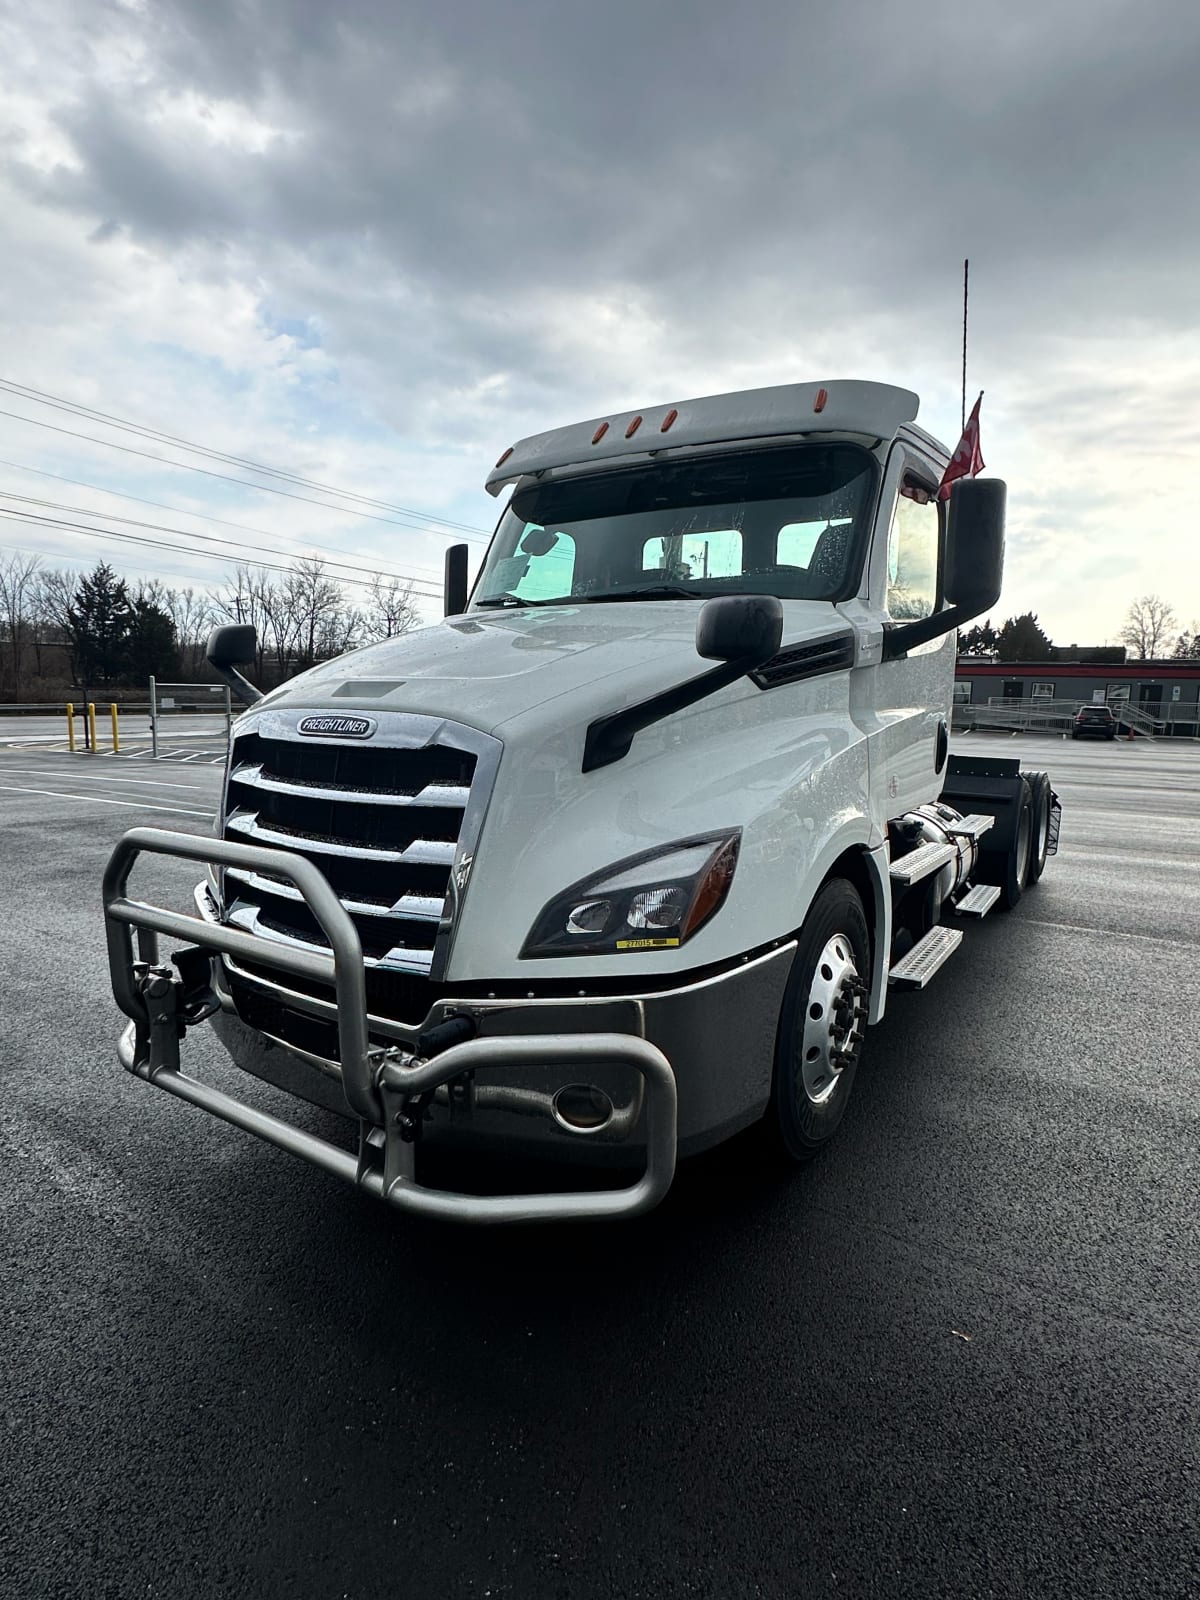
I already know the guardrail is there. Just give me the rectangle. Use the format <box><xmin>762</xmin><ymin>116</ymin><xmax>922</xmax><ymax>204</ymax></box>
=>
<box><xmin>955</xmin><ymin>697</ymin><xmax>1180</xmax><ymax>739</ymax></box>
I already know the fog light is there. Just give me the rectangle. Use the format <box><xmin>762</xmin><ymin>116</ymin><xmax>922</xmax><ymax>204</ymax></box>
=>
<box><xmin>552</xmin><ymin>1083</ymin><xmax>614</xmax><ymax>1134</ymax></box>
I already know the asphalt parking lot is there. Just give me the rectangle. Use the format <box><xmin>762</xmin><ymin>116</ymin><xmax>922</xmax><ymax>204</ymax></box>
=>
<box><xmin>2</xmin><ymin>733</ymin><xmax>1197</xmax><ymax>1599</ymax></box>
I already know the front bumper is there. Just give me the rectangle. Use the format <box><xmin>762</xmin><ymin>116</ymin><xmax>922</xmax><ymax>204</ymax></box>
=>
<box><xmin>104</xmin><ymin>828</ymin><xmax>791</xmax><ymax>1224</ymax></box>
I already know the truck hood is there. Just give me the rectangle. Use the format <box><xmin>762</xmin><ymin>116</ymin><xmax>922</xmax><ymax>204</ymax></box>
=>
<box><xmin>255</xmin><ymin>600</ymin><xmax>853</xmax><ymax>735</ymax></box>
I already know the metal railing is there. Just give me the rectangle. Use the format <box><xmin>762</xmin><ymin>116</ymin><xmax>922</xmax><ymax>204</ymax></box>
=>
<box><xmin>953</xmin><ymin>695</ymin><xmax>1200</xmax><ymax>739</ymax></box>
<box><xmin>149</xmin><ymin>678</ymin><xmax>232</xmax><ymax>758</ymax></box>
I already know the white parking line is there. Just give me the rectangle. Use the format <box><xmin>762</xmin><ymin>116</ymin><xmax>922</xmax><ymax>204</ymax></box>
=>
<box><xmin>1022</xmin><ymin>916</ymin><xmax>1197</xmax><ymax>953</ymax></box>
<box><xmin>0</xmin><ymin>765</ymin><xmax>210</xmax><ymax>791</ymax></box>
<box><xmin>0</xmin><ymin>782</ymin><xmax>213</xmax><ymax>818</ymax></box>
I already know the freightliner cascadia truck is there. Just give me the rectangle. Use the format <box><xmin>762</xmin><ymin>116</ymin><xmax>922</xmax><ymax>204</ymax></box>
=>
<box><xmin>104</xmin><ymin>380</ymin><xmax>1060</xmax><ymax>1223</ymax></box>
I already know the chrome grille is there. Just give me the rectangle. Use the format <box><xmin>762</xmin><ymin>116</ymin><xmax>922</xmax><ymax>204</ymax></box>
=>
<box><xmin>219</xmin><ymin>713</ymin><xmax>499</xmax><ymax>1030</ymax></box>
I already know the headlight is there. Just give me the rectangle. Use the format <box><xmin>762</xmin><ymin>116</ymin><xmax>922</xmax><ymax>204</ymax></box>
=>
<box><xmin>521</xmin><ymin>832</ymin><xmax>740</xmax><ymax>958</ymax></box>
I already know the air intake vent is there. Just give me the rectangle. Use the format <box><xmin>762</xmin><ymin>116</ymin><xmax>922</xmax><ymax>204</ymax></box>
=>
<box><xmin>750</xmin><ymin>632</ymin><xmax>855</xmax><ymax>689</ymax></box>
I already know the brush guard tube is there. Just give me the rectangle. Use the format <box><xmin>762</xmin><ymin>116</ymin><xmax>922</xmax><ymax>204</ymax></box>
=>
<box><xmin>103</xmin><ymin>828</ymin><xmax>678</xmax><ymax>1224</ymax></box>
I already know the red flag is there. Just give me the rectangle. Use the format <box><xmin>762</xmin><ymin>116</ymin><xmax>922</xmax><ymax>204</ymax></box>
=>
<box><xmin>938</xmin><ymin>392</ymin><xmax>985</xmax><ymax>501</ymax></box>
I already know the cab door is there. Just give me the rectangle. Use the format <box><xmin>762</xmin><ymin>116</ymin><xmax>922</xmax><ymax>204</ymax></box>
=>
<box><xmin>860</xmin><ymin>439</ymin><xmax>955</xmax><ymax>824</ymax></box>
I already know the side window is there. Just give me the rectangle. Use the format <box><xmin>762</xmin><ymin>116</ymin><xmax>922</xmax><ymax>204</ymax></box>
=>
<box><xmin>886</xmin><ymin>477</ymin><xmax>940</xmax><ymax>620</ymax></box>
<box><xmin>491</xmin><ymin>528</ymin><xmax>576</xmax><ymax>600</ymax></box>
<box><xmin>642</xmin><ymin>529</ymin><xmax>742</xmax><ymax>580</ymax></box>
<box><xmin>776</xmin><ymin>522</ymin><xmax>823</xmax><ymax>568</ymax></box>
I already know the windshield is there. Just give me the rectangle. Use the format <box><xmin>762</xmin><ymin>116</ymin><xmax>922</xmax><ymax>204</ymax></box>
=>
<box><xmin>473</xmin><ymin>443</ymin><xmax>877</xmax><ymax>607</ymax></box>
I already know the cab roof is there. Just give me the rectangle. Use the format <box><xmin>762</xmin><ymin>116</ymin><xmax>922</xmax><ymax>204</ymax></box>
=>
<box><xmin>485</xmin><ymin>379</ymin><xmax>924</xmax><ymax>496</ymax></box>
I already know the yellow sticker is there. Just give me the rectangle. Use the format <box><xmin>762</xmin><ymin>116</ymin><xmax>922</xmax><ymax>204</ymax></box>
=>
<box><xmin>615</xmin><ymin>937</ymin><xmax>680</xmax><ymax>950</ymax></box>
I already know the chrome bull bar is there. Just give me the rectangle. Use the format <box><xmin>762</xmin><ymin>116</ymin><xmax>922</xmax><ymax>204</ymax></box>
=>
<box><xmin>103</xmin><ymin>827</ymin><xmax>678</xmax><ymax>1224</ymax></box>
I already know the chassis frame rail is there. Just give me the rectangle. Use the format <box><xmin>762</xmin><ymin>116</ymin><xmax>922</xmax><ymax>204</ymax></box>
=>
<box><xmin>103</xmin><ymin>827</ymin><xmax>678</xmax><ymax>1224</ymax></box>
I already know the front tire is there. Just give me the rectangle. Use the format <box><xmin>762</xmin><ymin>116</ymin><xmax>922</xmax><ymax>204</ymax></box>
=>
<box><xmin>767</xmin><ymin>880</ymin><xmax>871</xmax><ymax>1162</ymax></box>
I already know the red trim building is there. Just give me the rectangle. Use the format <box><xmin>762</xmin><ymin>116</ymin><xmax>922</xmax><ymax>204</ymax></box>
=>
<box><xmin>954</xmin><ymin>658</ymin><xmax>1200</xmax><ymax>737</ymax></box>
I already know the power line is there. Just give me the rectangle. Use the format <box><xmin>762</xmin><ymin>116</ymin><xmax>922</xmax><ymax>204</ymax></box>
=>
<box><xmin>0</xmin><ymin>456</ymin><xmax>446</xmax><ymax>582</ymax></box>
<box><xmin>0</xmin><ymin>508</ymin><xmax>443</xmax><ymax>598</ymax></box>
<box><xmin>0</xmin><ymin>375</ymin><xmax>492</xmax><ymax>537</ymax></box>
<box><xmin>0</xmin><ymin>489</ymin><xmax>443</xmax><ymax>594</ymax></box>
<box><xmin>0</xmin><ymin>404</ymin><xmax>492</xmax><ymax>544</ymax></box>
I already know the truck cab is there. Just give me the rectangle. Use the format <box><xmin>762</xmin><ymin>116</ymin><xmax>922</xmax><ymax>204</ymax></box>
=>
<box><xmin>105</xmin><ymin>379</ymin><xmax>1054</xmax><ymax>1223</ymax></box>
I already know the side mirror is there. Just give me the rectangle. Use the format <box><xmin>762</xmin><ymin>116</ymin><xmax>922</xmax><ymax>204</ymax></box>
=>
<box><xmin>883</xmin><ymin>478</ymin><xmax>1007</xmax><ymax>660</ymax></box>
<box><xmin>206</xmin><ymin>624</ymin><xmax>262</xmax><ymax>706</ymax></box>
<box><xmin>944</xmin><ymin>477</ymin><xmax>1006</xmax><ymax>613</ymax></box>
<box><xmin>696</xmin><ymin>594</ymin><xmax>784</xmax><ymax>666</ymax></box>
<box><xmin>444</xmin><ymin>544</ymin><xmax>469</xmax><ymax>617</ymax></box>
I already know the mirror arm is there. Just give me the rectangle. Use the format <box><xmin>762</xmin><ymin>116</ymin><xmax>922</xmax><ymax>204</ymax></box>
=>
<box><xmin>881</xmin><ymin>601</ymin><xmax>977</xmax><ymax>662</ymax></box>
<box><xmin>210</xmin><ymin>661</ymin><xmax>263</xmax><ymax>706</ymax></box>
<box><xmin>583</xmin><ymin>657</ymin><xmax>755</xmax><ymax>773</ymax></box>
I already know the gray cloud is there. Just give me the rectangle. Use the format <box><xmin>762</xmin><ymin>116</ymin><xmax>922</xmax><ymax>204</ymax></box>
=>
<box><xmin>3</xmin><ymin>0</ymin><xmax>1200</xmax><ymax>638</ymax></box>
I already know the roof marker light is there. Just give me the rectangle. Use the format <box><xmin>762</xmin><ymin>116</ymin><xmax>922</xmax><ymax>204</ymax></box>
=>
<box><xmin>660</xmin><ymin>408</ymin><xmax>678</xmax><ymax>433</ymax></box>
<box><xmin>495</xmin><ymin>446</ymin><xmax>514</xmax><ymax>468</ymax></box>
<box><xmin>813</xmin><ymin>388</ymin><xmax>829</xmax><ymax>414</ymax></box>
<box><xmin>592</xmin><ymin>422</ymin><xmax>609</xmax><ymax>444</ymax></box>
<box><xmin>625</xmin><ymin>415</ymin><xmax>643</xmax><ymax>439</ymax></box>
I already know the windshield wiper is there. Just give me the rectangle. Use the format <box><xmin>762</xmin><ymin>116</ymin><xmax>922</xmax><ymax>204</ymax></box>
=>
<box><xmin>578</xmin><ymin>584</ymin><xmax>706</xmax><ymax>603</ymax></box>
<box><xmin>474</xmin><ymin>593</ymin><xmax>535</xmax><ymax>608</ymax></box>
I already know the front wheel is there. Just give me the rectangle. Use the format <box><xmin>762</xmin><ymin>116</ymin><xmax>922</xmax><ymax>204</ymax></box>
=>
<box><xmin>767</xmin><ymin>880</ymin><xmax>871</xmax><ymax>1162</ymax></box>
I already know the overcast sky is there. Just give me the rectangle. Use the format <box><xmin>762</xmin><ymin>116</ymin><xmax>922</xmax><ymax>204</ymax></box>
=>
<box><xmin>1</xmin><ymin>0</ymin><xmax>1198</xmax><ymax>642</ymax></box>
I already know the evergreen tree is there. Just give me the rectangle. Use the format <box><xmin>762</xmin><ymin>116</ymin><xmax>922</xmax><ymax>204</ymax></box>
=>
<box><xmin>125</xmin><ymin>597</ymin><xmax>181</xmax><ymax>683</ymax></box>
<box><xmin>958</xmin><ymin>619</ymin><xmax>999</xmax><ymax>656</ymax></box>
<box><xmin>996</xmin><ymin>612</ymin><xmax>1052</xmax><ymax>662</ymax></box>
<box><xmin>66</xmin><ymin>562</ymin><xmax>132</xmax><ymax>685</ymax></box>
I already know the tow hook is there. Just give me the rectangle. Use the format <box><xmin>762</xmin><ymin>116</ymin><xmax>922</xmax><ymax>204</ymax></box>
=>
<box><xmin>377</xmin><ymin>1013</ymin><xmax>479</xmax><ymax>1146</ymax></box>
<box><xmin>171</xmin><ymin>945</ymin><xmax>221</xmax><ymax>1026</ymax></box>
<box><xmin>392</xmin><ymin>1091</ymin><xmax>433</xmax><ymax>1143</ymax></box>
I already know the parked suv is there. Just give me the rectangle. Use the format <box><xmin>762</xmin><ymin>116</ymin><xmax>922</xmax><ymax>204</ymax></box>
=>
<box><xmin>1073</xmin><ymin>705</ymin><xmax>1117</xmax><ymax>740</ymax></box>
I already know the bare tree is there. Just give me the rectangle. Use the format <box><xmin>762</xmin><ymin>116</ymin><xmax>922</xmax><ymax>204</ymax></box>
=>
<box><xmin>362</xmin><ymin>574</ymin><xmax>420</xmax><ymax>643</ymax></box>
<box><xmin>0</xmin><ymin>551</ymin><xmax>42</xmax><ymax>696</ymax></box>
<box><xmin>284</xmin><ymin>557</ymin><xmax>346</xmax><ymax>670</ymax></box>
<box><xmin>1119</xmin><ymin>595</ymin><xmax>1177</xmax><ymax>659</ymax></box>
<box><xmin>30</xmin><ymin>567</ymin><xmax>76</xmax><ymax>681</ymax></box>
<box><xmin>162</xmin><ymin>586</ymin><xmax>217</xmax><ymax>675</ymax></box>
<box><xmin>215</xmin><ymin>566</ymin><xmax>275</xmax><ymax>676</ymax></box>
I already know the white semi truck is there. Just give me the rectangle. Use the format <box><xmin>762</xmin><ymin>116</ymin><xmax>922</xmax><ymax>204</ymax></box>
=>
<box><xmin>104</xmin><ymin>379</ymin><xmax>1059</xmax><ymax>1223</ymax></box>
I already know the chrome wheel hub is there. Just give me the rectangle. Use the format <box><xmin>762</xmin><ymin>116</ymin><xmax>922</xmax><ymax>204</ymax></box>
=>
<box><xmin>800</xmin><ymin>933</ymin><xmax>867</xmax><ymax>1105</ymax></box>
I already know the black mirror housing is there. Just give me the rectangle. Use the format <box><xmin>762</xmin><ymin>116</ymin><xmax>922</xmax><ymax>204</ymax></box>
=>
<box><xmin>205</xmin><ymin>624</ymin><xmax>262</xmax><ymax>706</ymax></box>
<box><xmin>696</xmin><ymin>594</ymin><xmax>784</xmax><ymax>666</ymax></box>
<box><xmin>944</xmin><ymin>477</ymin><xmax>1006</xmax><ymax>614</ymax></box>
<box><xmin>883</xmin><ymin>478</ymin><xmax>1007</xmax><ymax>660</ymax></box>
<box><xmin>445</xmin><ymin>544</ymin><xmax>469</xmax><ymax>616</ymax></box>
<box><xmin>206</xmin><ymin>624</ymin><xmax>257</xmax><ymax>669</ymax></box>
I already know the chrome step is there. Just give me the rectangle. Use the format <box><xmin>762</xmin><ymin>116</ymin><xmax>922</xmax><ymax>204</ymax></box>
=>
<box><xmin>944</xmin><ymin>812</ymin><xmax>995</xmax><ymax>841</ymax></box>
<box><xmin>889</xmin><ymin>841</ymin><xmax>955</xmax><ymax>886</ymax></box>
<box><xmin>954</xmin><ymin>883</ymin><xmax>1001</xmax><ymax>918</ymax></box>
<box><xmin>888</xmin><ymin>924</ymin><xmax>963</xmax><ymax>990</ymax></box>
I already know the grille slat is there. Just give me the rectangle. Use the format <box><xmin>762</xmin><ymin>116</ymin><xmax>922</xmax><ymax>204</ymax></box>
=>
<box><xmin>230</xmin><ymin>762</ymin><xmax>471</xmax><ymax>809</ymax></box>
<box><xmin>224</xmin><ymin>867</ymin><xmax>444</xmax><ymax>923</ymax></box>
<box><xmin>226</xmin><ymin>811</ymin><xmax>458</xmax><ymax>865</ymax></box>
<box><xmin>221</xmin><ymin>726</ymin><xmax>480</xmax><ymax>1032</ymax></box>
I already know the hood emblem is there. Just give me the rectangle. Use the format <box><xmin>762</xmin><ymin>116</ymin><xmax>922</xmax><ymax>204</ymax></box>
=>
<box><xmin>297</xmin><ymin>714</ymin><xmax>376</xmax><ymax>739</ymax></box>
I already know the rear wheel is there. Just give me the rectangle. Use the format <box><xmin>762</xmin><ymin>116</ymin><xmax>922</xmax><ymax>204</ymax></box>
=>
<box><xmin>767</xmin><ymin>880</ymin><xmax>871</xmax><ymax>1162</ymax></box>
<box><xmin>1024</xmin><ymin>771</ymin><xmax>1052</xmax><ymax>885</ymax></box>
<box><xmin>978</xmin><ymin>778</ymin><xmax>1033</xmax><ymax>909</ymax></box>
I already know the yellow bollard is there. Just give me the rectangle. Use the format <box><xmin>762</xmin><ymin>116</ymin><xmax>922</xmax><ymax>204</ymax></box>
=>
<box><xmin>87</xmin><ymin>702</ymin><xmax>97</xmax><ymax>754</ymax></box>
<box><xmin>110</xmin><ymin>703</ymin><xmax>120</xmax><ymax>753</ymax></box>
<box><xmin>66</xmin><ymin>702</ymin><xmax>76</xmax><ymax>753</ymax></box>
